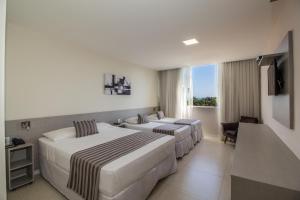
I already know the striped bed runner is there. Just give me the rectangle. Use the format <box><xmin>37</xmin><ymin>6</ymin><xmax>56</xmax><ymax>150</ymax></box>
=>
<box><xmin>67</xmin><ymin>132</ymin><xmax>166</xmax><ymax>200</ymax></box>
<box><xmin>175</xmin><ymin>119</ymin><xmax>198</xmax><ymax>125</ymax></box>
<box><xmin>153</xmin><ymin>124</ymin><xmax>185</xmax><ymax>136</ymax></box>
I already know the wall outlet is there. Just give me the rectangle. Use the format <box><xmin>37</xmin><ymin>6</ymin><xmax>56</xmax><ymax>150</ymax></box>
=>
<box><xmin>21</xmin><ymin>121</ymin><xmax>31</xmax><ymax>131</ymax></box>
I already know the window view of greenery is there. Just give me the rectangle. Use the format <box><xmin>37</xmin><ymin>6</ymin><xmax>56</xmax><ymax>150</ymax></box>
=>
<box><xmin>193</xmin><ymin>97</ymin><xmax>217</xmax><ymax>106</ymax></box>
<box><xmin>192</xmin><ymin>64</ymin><xmax>218</xmax><ymax>107</ymax></box>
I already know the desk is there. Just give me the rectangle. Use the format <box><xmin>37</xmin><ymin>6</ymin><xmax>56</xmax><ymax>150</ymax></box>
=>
<box><xmin>231</xmin><ymin>123</ymin><xmax>300</xmax><ymax>200</ymax></box>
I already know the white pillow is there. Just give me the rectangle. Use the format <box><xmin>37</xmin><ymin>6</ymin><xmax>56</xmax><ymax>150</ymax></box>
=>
<box><xmin>43</xmin><ymin>127</ymin><xmax>76</xmax><ymax>142</ymax></box>
<box><xmin>125</xmin><ymin>116</ymin><xmax>138</xmax><ymax>124</ymax></box>
<box><xmin>148</xmin><ymin>114</ymin><xmax>158</xmax><ymax>120</ymax></box>
<box><xmin>96</xmin><ymin>122</ymin><xmax>114</xmax><ymax>130</ymax></box>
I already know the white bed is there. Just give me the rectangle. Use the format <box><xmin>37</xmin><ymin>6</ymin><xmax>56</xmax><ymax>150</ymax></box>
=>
<box><xmin>38</xmin><ymin>123</ymin><xmax>177</xmax><ymax>200</ymax></box>
<box><xmin>124</xmin><ymin>121</ymin><xmax>194</xmax><ymax>158</ymax></box>
<box><xmin>148</xmin><ymin>115</ymin><xmax>203</xmax><ymax>144</ymax></box>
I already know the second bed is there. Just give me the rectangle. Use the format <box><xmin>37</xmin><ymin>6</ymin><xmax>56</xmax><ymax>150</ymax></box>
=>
<box><xmin>125</xmin><ymin>120</ymin><xmax>194</xmax><ymax>158</ymax></box>
<box><xmin>148</xmin><ymin>115</ymin><xmax>203</xmax><ymax>144</ymax></box>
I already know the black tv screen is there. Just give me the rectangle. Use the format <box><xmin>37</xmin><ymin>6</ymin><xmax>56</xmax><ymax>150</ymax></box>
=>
<box><xmin>268</xmin><ymin>59</ymin><xmax>278</xmax><ymax>96</ymax></box>
<box><xmin>268</xmin><ymin>57</ymin><xmax>286</xmax><ymax>96</ymax></box>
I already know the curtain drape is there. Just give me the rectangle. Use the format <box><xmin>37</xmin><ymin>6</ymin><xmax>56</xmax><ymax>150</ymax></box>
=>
<box><xmin>219</xmin><ymin>59</ymin><xmax>260</xmax><ymax>122</ymax></box>
<box><xmin>159</xmin><ymin>67</ymin><xmax>193</xmax><ymax>118</ymax></box>
<box><xmin>159</xmin><ymin>69</ymin><xmax>180</xmax><ymax>117</ymax></box>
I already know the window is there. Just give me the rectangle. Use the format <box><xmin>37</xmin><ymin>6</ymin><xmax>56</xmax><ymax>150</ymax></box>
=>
<box><xmin>192</xmin><ymin>64</ymin><xmax>218</xmax><ymax>107</ymax></box>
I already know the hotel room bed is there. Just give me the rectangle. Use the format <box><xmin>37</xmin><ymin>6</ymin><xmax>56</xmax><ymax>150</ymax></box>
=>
<box><xmin>148</xmin><ymin>115</ymin><xmax>203</xmax><ymax>144</ymax></box>
<box><xmin>38</xmin><ymin>123</ymin><xmax>177</xmax><ymax>200</ymax></box>
<box><xmin>125</xmin><ymin>121</ymin><xmax>194</xmax><ymax>158</ymax></box>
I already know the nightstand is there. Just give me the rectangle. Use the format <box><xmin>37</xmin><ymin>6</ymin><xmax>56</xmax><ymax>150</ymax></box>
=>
<box><xmin>6</xmin><ymin>143</ymin><xmax>34</xmax><ymax>190</ymax></box>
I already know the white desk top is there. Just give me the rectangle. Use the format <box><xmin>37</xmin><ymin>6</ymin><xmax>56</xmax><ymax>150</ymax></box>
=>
<box><xmin>231</xmin><ymin>123</ymin><xmax>300</xmax><ymax>192</ymax></box>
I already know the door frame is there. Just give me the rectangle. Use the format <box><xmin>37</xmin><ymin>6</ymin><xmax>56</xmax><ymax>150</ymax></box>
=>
<box><xmin>0</xmin><ymin>0</ymin><xmax>7</xmax><ymax>199</ymax></box>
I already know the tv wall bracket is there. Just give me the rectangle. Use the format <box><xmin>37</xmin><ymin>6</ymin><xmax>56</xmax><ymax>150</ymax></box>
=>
<box><xmin>256</xmin><ymin>53</ymin><xmax>285</xmax><ymax>67</ymax></box>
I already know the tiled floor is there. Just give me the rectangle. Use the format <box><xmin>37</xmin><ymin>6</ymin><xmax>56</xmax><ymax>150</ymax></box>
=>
<box><xmin>148</xmin><ymin>138</ymin><xmax>234</xmax><ymax>200</ymax></box>
<box><xmin>7</xmin><ymin>138</ymin><xmax>234</xmax><ymax>200</ymax></box>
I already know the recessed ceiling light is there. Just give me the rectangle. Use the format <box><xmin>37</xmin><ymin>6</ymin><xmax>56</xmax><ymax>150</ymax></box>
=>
<box><xmin>182</xmin><ymin>38</ymin><xmax>199</xmax><ymax>46</ymax></box>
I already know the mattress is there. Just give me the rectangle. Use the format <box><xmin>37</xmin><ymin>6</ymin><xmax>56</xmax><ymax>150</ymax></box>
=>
<box><xmin>125</xmin><ymin>122</ymin><xmax>191</xmax><ymax>141</ymax></box>
<box><xmin>38</xmin><ymin>123</ymin><xmax>175</xmax><ymax>198</ymax></box>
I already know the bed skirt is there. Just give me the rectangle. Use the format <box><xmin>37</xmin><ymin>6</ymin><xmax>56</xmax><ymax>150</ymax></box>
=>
<box><xmin>39</xmin><ymin>151</ymin><xmax>177</xmax><ymax>200</ymax></box>
<box><xmin>175</xmin><ymin>133</ymin><xmax>194</xmax><ymax>158</ymax></box>
<box><xmin>192</xmin><ymin>122</ymin><xmax>203</xmax><ymax>144</ymax></box>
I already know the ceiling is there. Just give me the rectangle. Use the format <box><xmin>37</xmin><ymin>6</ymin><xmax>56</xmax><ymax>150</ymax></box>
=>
<box><xmin>7</xmin><ymin>0</ymin><xmax>273</xmax><ymax>70</ymax></box>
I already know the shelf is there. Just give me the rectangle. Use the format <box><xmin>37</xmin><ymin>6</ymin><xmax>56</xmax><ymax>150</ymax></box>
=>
<box><xmin>10</xmin><ymin>175</ymin><xmax>33</xmax><ymax>190</ymax></box>
<box><xmin>9</xmin><ymin>144</ymin><xmax>32</xmax><ymax>152</ymax></box>
<box><xmin>10</xmin><ymin>160</ymin><xmax>32</xmax><ymax>171</ymax></box>
<box><xmin>6</xmin><ymin>143</ymin><xmax>34</xmax><ymax>191</ymax></box>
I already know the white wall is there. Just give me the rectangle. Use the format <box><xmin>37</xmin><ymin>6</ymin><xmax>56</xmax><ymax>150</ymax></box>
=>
<box><xmin>0</xmin><ymin>0</ymin><xmax>7</xmax><ymax>199</ymax></box>
<box><xmin>192</xmin><ymin>107</ymin><xmax>221</xmax><ymax>138</ymax></box>
<box><xmin>261</xmin><ymin>0</ymin><xmax>300</xmax><ymax>159</ymax></box>
<box><xmin>5</xmin><ymin>23</ymin><xmax>159</xmax><ymax>120</ymax></box>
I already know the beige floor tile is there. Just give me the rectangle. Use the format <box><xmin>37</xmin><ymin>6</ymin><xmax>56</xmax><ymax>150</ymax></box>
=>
<box><xmin>218</xmin><ymin>175</ymin><xmax>231</xmax><ymax>200</ymax></box>
<box><xmin>180</xmin><ymin>142</ymin><xmax>233</xmax><ymax>177</ymax></box>
<box><xmin>7</xmin><ymin>176</ymin><xmax>67</xmax><ymax>200</ymax></box>
<box><xmin>152</xmin><ymin>185</ymin><xmax>203</xmax><ymax>200</ymax></box>
<box><xmin>167</xmin><ymin>171</ymin><xmax>223</xmax><ymax>200</ymax></box>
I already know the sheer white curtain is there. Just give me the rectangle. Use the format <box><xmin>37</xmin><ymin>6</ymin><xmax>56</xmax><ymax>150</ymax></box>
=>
<box><xmin>159</xmin><ymin>67</ymin><xmax>193</xmax><ymax>118</ymax></box>
<box><xmin>176</xmin><ymin>67</ymin><xmax>193</xmax><ymax>118</ymax></box>
<box><xmin>219</xmin><ymin>59</ymin><xmax>260</xmax><ymax>122</ymax></box>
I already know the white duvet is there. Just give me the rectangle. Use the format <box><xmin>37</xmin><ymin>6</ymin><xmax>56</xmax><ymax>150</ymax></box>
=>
<box><xmin>148</xmin><ymin>116</ymin><xmax>203</xmax><ymax>143</ymax></box>
<box><xmin>38</xmin><ymin>123</ymin><xmax>175</xmax><ymax>197</ymax></box>
<box><xmin>150</xmin><ymin>117</ymin><xmax>179</xmax><ymax>124</ymax></box>
<box><xmin>125</xmin><ymin>122</ymin><xmax>191</xmax><ymax>141</ymax></box>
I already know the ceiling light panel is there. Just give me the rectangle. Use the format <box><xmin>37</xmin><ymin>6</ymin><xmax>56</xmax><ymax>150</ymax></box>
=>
<box><xmin>183</xmin><ymin>39</ymin><xmax>199</xmax><ymax>46</ymax></box>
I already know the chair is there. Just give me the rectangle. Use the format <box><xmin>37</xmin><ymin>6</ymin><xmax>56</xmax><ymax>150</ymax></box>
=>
<box><xmin>221</xmin><ymin>122</ymin><xmax>239</xmax><ymax>143</ymax></box>
<box><xmin>221</xmin><ymin>116</ymin><xmax>258</xmax><ymax>144</ymax></box>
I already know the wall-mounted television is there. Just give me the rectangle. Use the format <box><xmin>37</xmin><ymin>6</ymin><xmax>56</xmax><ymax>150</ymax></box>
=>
<box><xmin>259</xmin><ymin>31</ymin><xmax>293</xmax><ymax>129</ymax></box>
<box><xmin>272</xmin><ymin>31</ymin><xmax>294</xmax><ymax>129</ymax></box>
